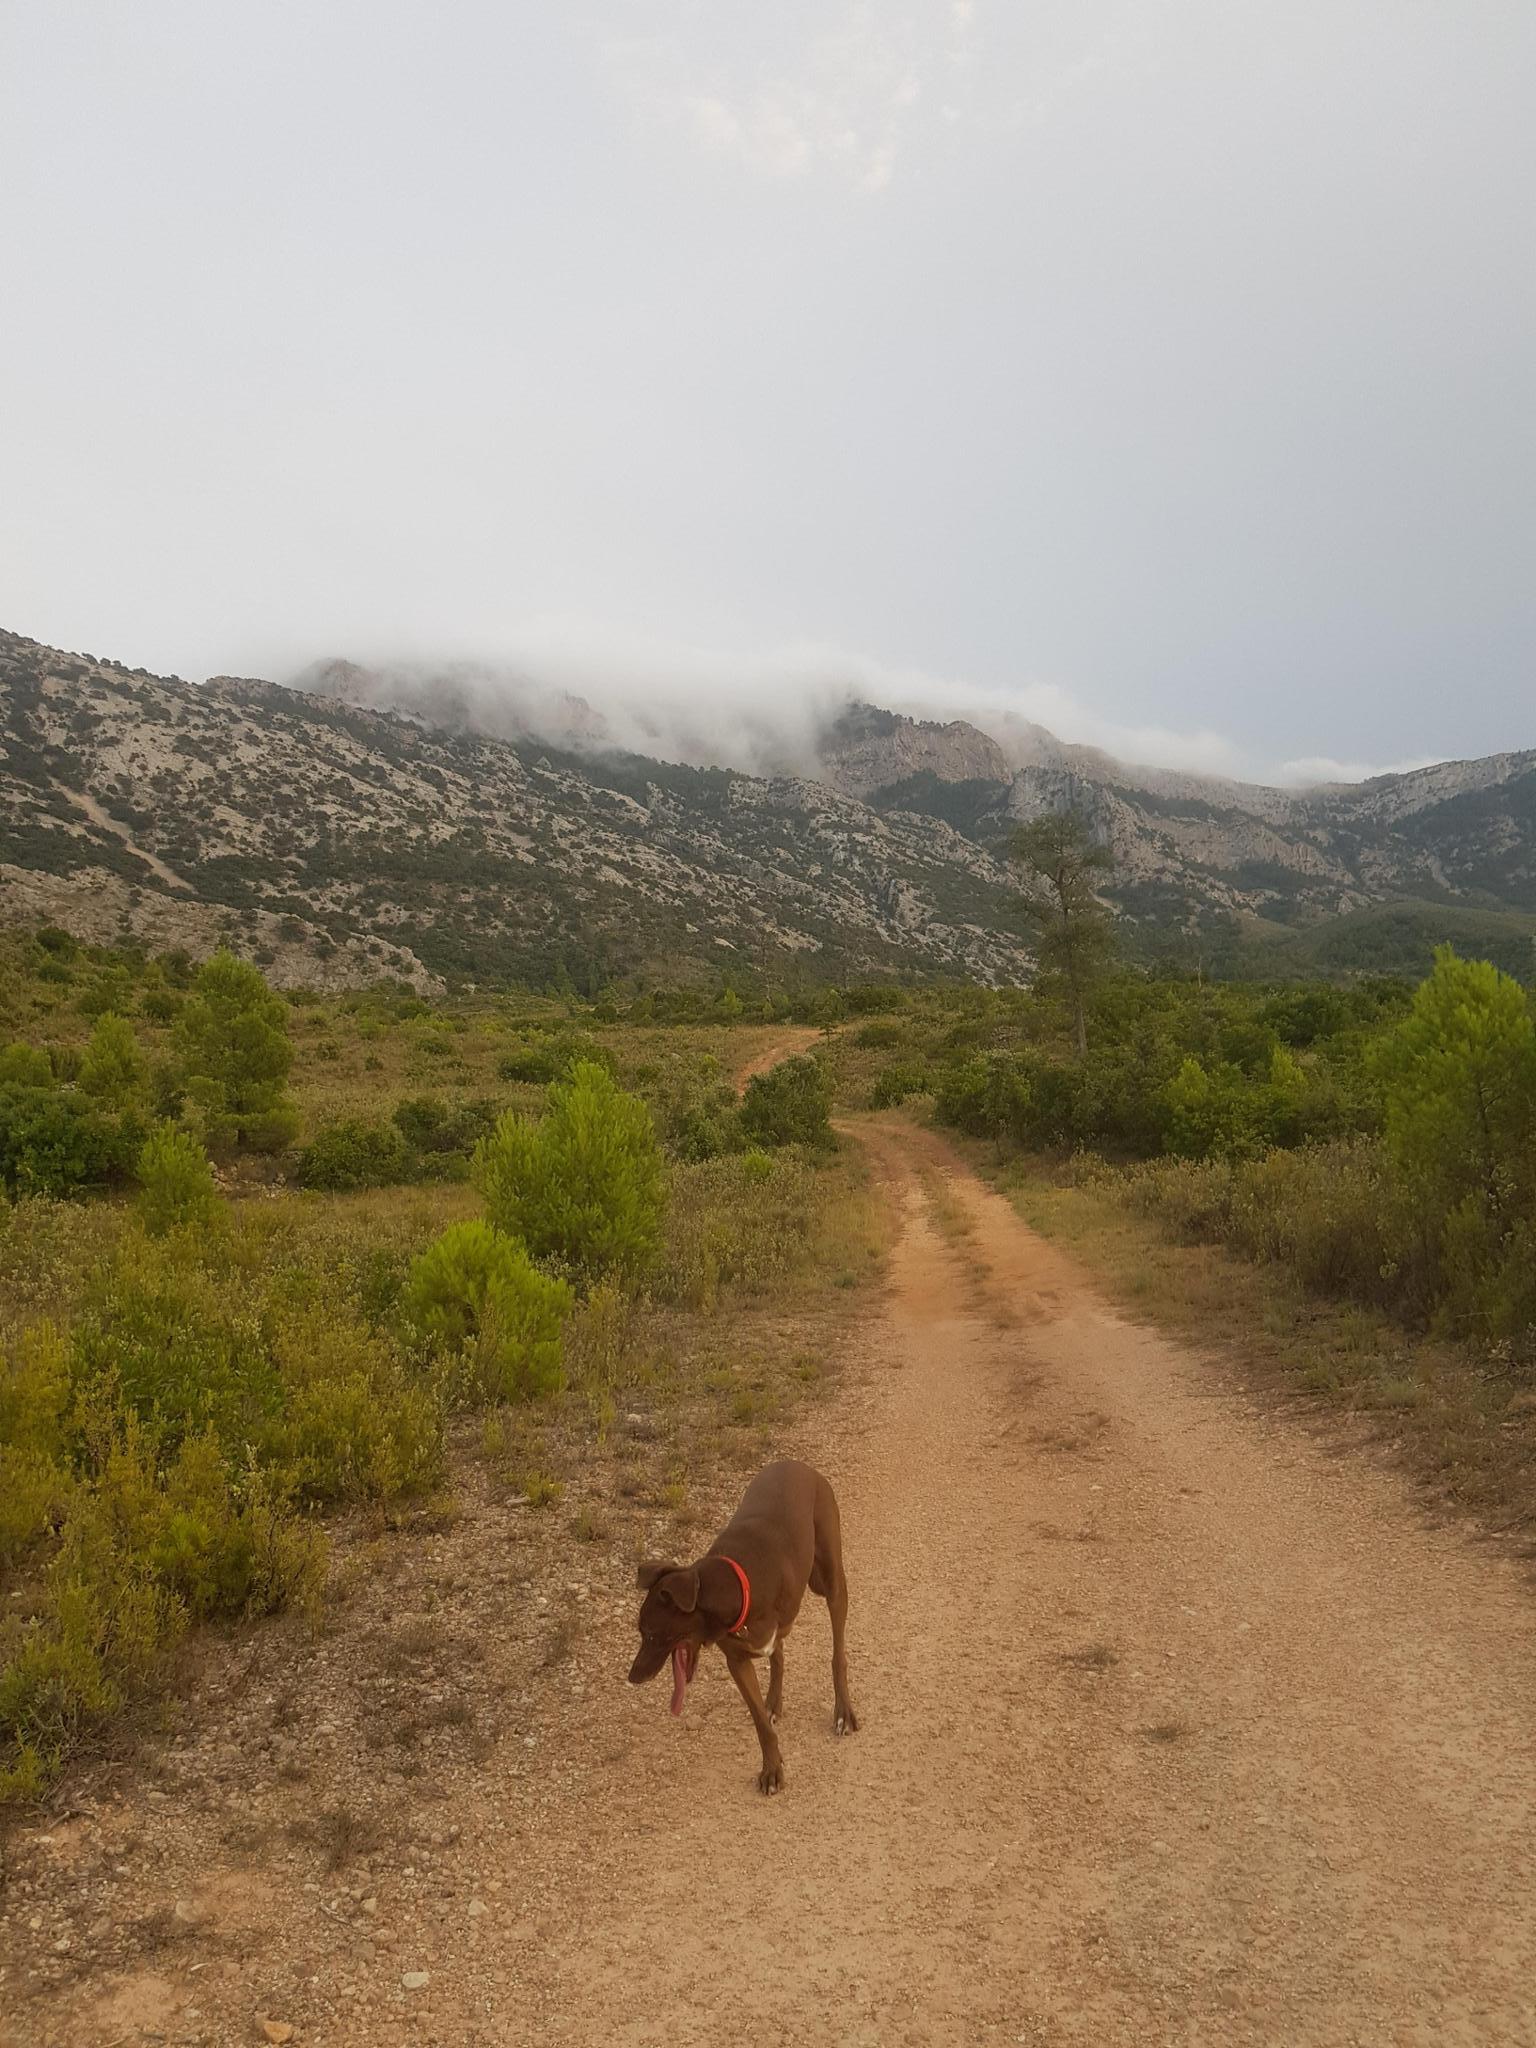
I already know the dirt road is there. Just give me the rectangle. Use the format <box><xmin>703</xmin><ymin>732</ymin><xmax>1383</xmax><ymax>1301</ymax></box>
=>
<box><xmin>12</xmin><ymin>1117</ymin><xmax>1536</xmax><ymax>2046</ymax></box>
<box><xmin>518</xmin><ymin>1118</ymin><xmax>1536</xmax><ymax>2047</ymax></box>
<box><xmin>732</xmin><ymin>1025</ymin><xmax>823</xmax><ymax>1093</ymax></box>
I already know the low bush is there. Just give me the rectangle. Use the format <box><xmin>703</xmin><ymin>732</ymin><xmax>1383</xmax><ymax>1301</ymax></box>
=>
<box><xmin>854</xmin><ymin>1018</ymin><xmax>908</xmax><ymax>1049</ymax></box>
<box><xmin>297</xmin><ymin>1117</ymin><xmax>412</xmax><ymax>1192</ymax></box>
<box><xmin>71</xmin><ymin>1240</ymin><xmax>283</xmax><ymax>1457</ymax></box>
<box><xmin>868</xmin><ymin>1061</ymin><xmax>931</xmax><ymax>1110</ymax></box>
<box><xmin>740</xmin><ymin>1055</ymin><xmax>834</xmax><ymax>1150</ymax></box>
<box><xmin>137</xmin><ymin>1123</ymin><xmax>221</xmax><ymax>1237</ymax></box>
<box><xmin>0</xmin><ymin>1083</ymin><xmax>128</xmax><ymax>1198</ymax></box>
<box><xmin>496</xmin><ymin>1033</ymin><xmax>614</xmax><ymax>1086</ymax></box>
<box><xmin>402</xmin><ymin>1219</ymin><xmax>571</xmax><ymax>1403</ymax></box>
<box><xmin>266</xmin><ymin>1305</ymin><xmax>446</xmax><ymax>1502</ymax></box>
<box><xmin>0</xmin><ymin>1416</ymin><xmax>323</xmax><ymax>1801</ymax></box>
<box><xmin>475</xmin><ymin>1062</ymin><xmax>666</xmax><ymax>1286</ymax></box>
<box><xmin>391</xmin><ymin>1095</ymin><xmax>498</xmax><ymax>1172</ymax></box>
<box><xmin>660</xmin><ymin>1152</ymin><xmax>820</xmax><ymax>1310</ymax></box>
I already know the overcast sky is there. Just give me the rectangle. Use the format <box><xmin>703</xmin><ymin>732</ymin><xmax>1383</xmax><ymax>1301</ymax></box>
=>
<box><xmin>3</xmin><ymin>2</ymin><xmax>1532</xmax><ymax>782</ymax></box>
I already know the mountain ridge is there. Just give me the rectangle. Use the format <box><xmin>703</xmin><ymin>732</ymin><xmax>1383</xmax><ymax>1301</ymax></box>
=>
<box><xmin>2</xmin><ymin>626</ymin><xmax>1532</xmax><ymax>990</ymax></box>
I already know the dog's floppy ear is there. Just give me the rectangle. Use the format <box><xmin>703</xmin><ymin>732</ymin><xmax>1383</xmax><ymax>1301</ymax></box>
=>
<box><xmin>636</xmin><ymin>1560</ymin><xmax>675</xmax><ymax>1591</ymax></box>
<box><xmin>661</xmin><ymin>1567</ymin><xmax>700</xmax><ymax>1613</ymax></box>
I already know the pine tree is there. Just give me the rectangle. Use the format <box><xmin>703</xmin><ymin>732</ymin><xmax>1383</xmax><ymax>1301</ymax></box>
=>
<box><xmin>1007</xmin><ymin>809</ymin><xmax>1116</xmax><ymax>1057</ymax></box>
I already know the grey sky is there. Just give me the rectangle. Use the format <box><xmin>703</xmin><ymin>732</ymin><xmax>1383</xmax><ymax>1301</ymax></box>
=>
<box><xmin>3</xmin><ymin>1</ymin><xmax>1532</xmax><ymax>783</ymax></box>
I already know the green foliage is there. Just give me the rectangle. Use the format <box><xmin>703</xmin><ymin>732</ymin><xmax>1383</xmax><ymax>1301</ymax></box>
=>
<box><xmin>1376</xmin><ymin>948</ymin><xmax>1536</xmax><ymax>1238</ymax></box>
<box><xmin>1007</xmin><ymin>809</ymin><xmax>1116</xmax><ymax>1055</ymax></box>
<box><xmin>0</xmin><ymin>1416</ymin><xmax>323</xmax><ymax>1800</ymax></box>
<box><xmin>935</xmin><ymin>1052</ymin><xmax>1034</xmax><ymax>1139</ymax></box>
<box><xmin>137</xmin><ymin>1123</ymin><xmax>221</xmax><ymax>1238</ymax></box>
<box><xmin>740</xmin><ymin>1055</ymin><xmax>834</xmax><ymax>1149</ymax></box>
<box><xmin>496</xmin><ymin>1032</ymin><xmax>614</xmax><ymax>1085</ymax></box>
<box><xmin>866</xmin><ymin>1061</ymin><xmax>930</xmax><ymax>1109</ymax></box>
<box><xmin>391</xmin><ymin>1095</ymin><xmax>498</xmax><ymax>1175</ymax></box>
<box><xmin>0</xmin><ymin>1084</ymin><xmax>125</xmax><ymax>1198</ymax></box>
<box><xmin>1068</xmin><ymin>951</ymin><xmax>1536</xmax><ymax>1348</ymax></box>
<box><xmin>0</xmin><ymin>1043</ymin><xmax>54</xmax><ymax>1088</ymax></box>
<box><xmin>71</xmin><ymin>1239</ymin><xmax>284</xmax><ymax>1456</ymax></box>
<box><xmin>297</xmin><ymin>1117</ymin><xmax>411</xmax><ymax>1191</ymax></box>
<box><xmin>266</xmin><ymin>1306</ymin><xmax>445</xmax><ymax>1502</ymax></box>
<box><xmin>1374</xmin><ymin>949</ymin><xmax>1536</xmax><ymax>1338</ymax></box>
<box><xmin>0</xmin><ymin>1326</ymin><xmax>73</xmax><ymax>1566</ymax></box>
<box><xmin>854</xmin><ymin>1017</ymin><xmax>908</xmax><ymax>1050</ymax></box>
<box><xmin>402</xmin><ymin>1220</ymin><xmax>571</xmax><ymax>1402</ymax></box>
<box><xmin>78</xmin><ymin>1013</ymin><xmax>144</xmax><ymax>1108</ymax></box>
<box><xmin>173</xmin><ymin>952</ymin><xmax>299</xmax><ymax>1153</ymax></box>
<box><xmin>1159</xmin><ymin>1047</ymin><xmax>1312</xmax><ymax>1161</ymax></box>
<box><xmin>474</xmin><ymin>1062</ymin><xmax>666</xmax><ymax>1285</ymax></box>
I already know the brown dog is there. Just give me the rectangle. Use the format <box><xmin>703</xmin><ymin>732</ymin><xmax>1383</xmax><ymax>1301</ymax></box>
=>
<box><xmin>628</xmin><ymin>1458</ymin><xmax>857</xmax><ymax>1793</ymax></box>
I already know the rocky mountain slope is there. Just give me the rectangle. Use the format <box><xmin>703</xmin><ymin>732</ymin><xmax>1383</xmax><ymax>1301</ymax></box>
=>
<box><xmin>3</xmin><ymin>627</ymin><xmax>1531</xmax><ymax>990</ymax></box>
<box><xmin>0</xmin><ymin>631</ymin><xmax>1033</xmax><ymax>989</ymax></box>
<box><xmin>816</xmin><ymin>703</ymin><xmax>1536</xmax><ymax>931</ymax></box>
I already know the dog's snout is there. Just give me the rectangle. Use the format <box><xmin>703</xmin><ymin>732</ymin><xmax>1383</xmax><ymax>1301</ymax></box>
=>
<box><xmin>629</xmin><ymin>1639</ymin><xmax>669</xmax><ymax>1685</ymax></box>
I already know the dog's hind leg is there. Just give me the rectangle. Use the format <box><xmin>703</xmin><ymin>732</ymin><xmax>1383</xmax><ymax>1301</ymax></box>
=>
<box><xmin>827</xmin><ymin>1565</ymin><xmax>858</xmax><ymax>1735</ymax></box>
<box><xmin>767</xmin><ymin>1631</ymin><xmax>786</xmax><ymax>1724</ymax></box>
<box><xmin>812</xmin><ymin>1480</ymin><xmax>859</xmax><ymax>1736</ymax></box>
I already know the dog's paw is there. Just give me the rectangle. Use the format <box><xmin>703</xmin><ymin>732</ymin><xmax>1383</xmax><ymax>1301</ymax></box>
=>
<box><xmin>834</xmin><ymin>1705</ymin><xmax>859</xmax><ymax>1736</ymax></box>
<box><xmin>757</xmin><ymin>1757</ymin><xmax>785</xmax><ymax>1795</ymax></box>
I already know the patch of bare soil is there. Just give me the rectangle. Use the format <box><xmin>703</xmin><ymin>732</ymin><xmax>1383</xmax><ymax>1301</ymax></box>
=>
<box><xmin>6</xmin><ymin>1116</ymin><xmax>1536</xmax><ymax>2046</ymax></box>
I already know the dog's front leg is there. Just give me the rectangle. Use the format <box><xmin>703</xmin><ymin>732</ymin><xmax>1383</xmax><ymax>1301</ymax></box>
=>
<box><xmin>725</xmin><ymin>1650</ymin><xmax>784</xmax><ymax>1794</ymax></box>
<box><xmin>766</xmin><ymin>1635</ymin><xmax>785</xmax><ymax>1725</ymax></box>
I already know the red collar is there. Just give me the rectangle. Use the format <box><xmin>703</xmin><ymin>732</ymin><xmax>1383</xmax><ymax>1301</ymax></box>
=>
<box><xmin>716</xmin><ymin>1554</ymin><xmax>751</xmax><ymax>1636</ymax></box>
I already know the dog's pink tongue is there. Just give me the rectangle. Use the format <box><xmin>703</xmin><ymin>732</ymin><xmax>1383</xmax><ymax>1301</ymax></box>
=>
<box><xmin>669</xmin><ymin>1644</ymin><xmax>689</xmax><ymax>1717</ymax></box>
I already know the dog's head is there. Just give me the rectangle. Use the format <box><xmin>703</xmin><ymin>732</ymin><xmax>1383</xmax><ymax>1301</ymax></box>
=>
<box><xmin>630</xmin><ymin>1560</ymin><xmax>705</xmax><ymax>1715</ymax></box>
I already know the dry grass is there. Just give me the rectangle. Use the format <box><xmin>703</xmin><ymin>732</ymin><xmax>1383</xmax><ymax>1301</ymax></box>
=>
<box><xmin>1141</xmin><ymin>1719</ymin><xmax>1193</xmax><ymax>1743</ymax></box>
<box><xmin>1059</xmin><ymin>1640</ymin><xmax>1120</xmax><ymax>1671</ymax></box>
<box><xmin>287</xmin><ymin>1802</ymin><xmax>387</xmax><ymax>1871</ymax></box>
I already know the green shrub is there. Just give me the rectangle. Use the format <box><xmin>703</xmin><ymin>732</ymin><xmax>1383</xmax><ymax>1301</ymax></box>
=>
<box><xmin>659</xmin><ymin>1153</ymin><xmax>820</xmax><ymax>1310</ymax></box>
<box><xmin>392</xmin><ymin>1095</ymin><xmax>498</xmax><ymax>1163</ymax></box>
<box><xmin>0</xmin><ymin>1043</ymin><xmax>54</xmax><ymax>1089</ymax></box>
<box><xmin>934</xmin><ymin>1053</ymin><xmax>1032</xmax><ymax>1140</ymax></box>
<box><xmin>854</xmin><ymin>1018</ymin><xmax>908</xmax><ymax>1049</ymax></box>
<box><xmin>869</xmin><ymin>1061</ymin><xmax>929</xmax><ymax>1109</ymax></box>
<box><xmin>474</xmin><ymin>1062</ymin><xmax>666</xmax><ymax>1285</ymax></box>
<box><xmin>1376</xmin><ymin>948</ymin><xmax>1536</xmax><ymax>1255</ymax></box>
<box><xmin>0</xmin><ymin>1084</ymin><xmax>125</xmax><ymax>1198</ymax></box>
<box><xmin>71</xmin><ymin>1241</ymin><xmax>283</xmax><ymax>1456</ymax></box>
<box><xmin>496</xmin><ymin>1033</ymin><xmax>614</xmax><ymax>1085</ymax></box>
<box><xmin>740</xmin><ymin>1055</ymin><xmax>833</xmax><ymax>1149</ymax></box>
<box><xmin>267</xmin><ymin>1306</ymin><xmax>445</xmax><ymax>1502</ymax></box>
<box><xmin>78</xmin><ymin>1013</ymin><xmax>144</xmax><ymax>1107</ymax></box>
<box><xmin>402</xmin><ymin>1220</ymin><xmax>571</xmax><ymax>1402</ymax></box>
<box><xmin>0</xmin><ymin>1326</ymin><xmax>73</xmax><ymax>1566</ymax></box>
<box><xmin>392</xmin><ymin>1095</ymin><xmax>452</xmax><ymax>1149</ymax></box>
<box><xmin>845</xmin><ymin>983</ymin><xmax>907</xmax><ymax>1015</ymax></box>
<box><xmin>667</xmin><ymin>1100</ymin><xmax>741</xmax><ymax>1162</ymax></box>
<box><xmin>296</xmin><ymin>1117</ymin><xmax>411</xmax><ymax>1191</ymax></box>
<box><xmin>0</xmin><ymin>1417</ymin><xmax>322</xmax><ymax>1801</ymax></box>
<box><xmin>137</xmin><ymin>1123</ymin><xmax>221</xmax><ymax>1237</ymax></box>
<box><xmin>174</xmin><ymin>952</ymin><xmax>299</xmax><ymax>1153</ymax></box>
